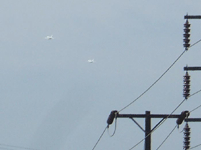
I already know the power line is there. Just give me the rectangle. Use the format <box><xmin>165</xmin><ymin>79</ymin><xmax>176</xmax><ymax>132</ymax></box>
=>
<box><xmin>188</xmin><ymin>88</ymin><xmax>201</xmax><ymax>113</ymax></box>
<box><xmin>190</xmin><ymin>38</ymin><xmax>201</xmax><ymax>48</ymax></box>
<box><xmin>190</xmin><ymin>143</ymin><xmax>201</xmax><ymax>149</ymax></box>
<box><xmin>129</xmin><ymin>98</ymin><xmax>186</xmax><ymax>150</ymax></box>
<box><xmin>119</xmin><ymin>38</ymin><xmax>201</xmax><ymax>113</ymax></box>
<box><xmin>190</xmin><ymin>104</ymin><xmax>201</xmax><ymax>113</ymax></box>
<box><xmin>118</xmin><ymin>50</ymin><xmax>186</xmax><ymax>112</ymax></box>
<box><xmin>153</xmin><ymin>88</ymin><xmax>201</xmax><ymax>150</ymax></box>
<box><xmin>189</xmin><ymin>89</ymin><xmax>201</xmax><ymax>98</ymax></box>
<box><xmin>156</xmin><ymin>125</ymin><xmax>177</xmax><ymax>150</ymax></box>
<box><xmin>92</xmin><ymin>126</ymin><xmax>107</xmax><ymax>150</ymax></box>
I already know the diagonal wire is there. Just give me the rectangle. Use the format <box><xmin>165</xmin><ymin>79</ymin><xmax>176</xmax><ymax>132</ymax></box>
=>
<box><xmin>91</xmin><ymin>87</ymin><xmax>201</xmax><ymax>150</ymax></box>
<box><xmin>188</xmin><ymin>88</ymin><xmax>201</xmax><ymax>113</ymax></box>
<box><xmin>129</xmin><ymin>88</ymin><xmax>201</xmax><ymax>150</ymax></box>
<box><xmin>92</xmin><ymin>126</ymin><xmax>107</xmax><ymax>150</ymax></box>
<box><xmin>129</xmin><ymin>98</ymin><xmax>186</xmax><ymax>150</ymax></box>
<box><xmin>190</xmin><ymin>39</ymin><xmax>201</xmax><ymax>48</ymax></box>
<box><xmin>156</xmin><ymin>125</ymin><xmax>177</xmax><ymax>150</ymax></box>
<box><xmin>190</xmin><ymin>143</ymin><xmax>201</xmax><ymax>149</ymax></box>
<box><xmin>189</xmin><ymin>89</ymin><xmax>201</xmax><ymax>98</ymax></box>
<box><xmin>119</xmin><ymin>38</ymin><xmax>201</xmax><ymax>113</ymax></box>
<box><xmin>190</xmin><ymin>104</ymin><xmax>201</xmax><ymax>113</ymax></box>
<box><xmin>118</xmin><ymin>50</ymin><xmax>186</xmax><ymax>112</ymax></box>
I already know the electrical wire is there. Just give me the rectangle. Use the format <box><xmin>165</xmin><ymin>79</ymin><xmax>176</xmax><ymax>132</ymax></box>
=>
<box><xmin>188</xmin><ymin>88</ymin><xmax>201</xmax><ymax>113</ymax></box>
<box><xmin>127</xmin><ymin>85</ymin><xmax>201</xmax><ymax>149</ymax></box>
<box><xmin>156</xmin><ymin>125</ymin><xmax>177</xmax><ymax>150</ymax></box>
<box><xmin>141</xmin><ymin>88</ymin><xmax>201</xmax><ymax>150</ymax></box>
<box><xmin>119</xmin><ymin>38</ymin><xmax>201</xmax><ymax>113</ymax></box>
<box><xmin>189</xmin><ymin>89</ymin><xmax>201</xmax><ymax>98</ymax></box>
<box><xmin>190</xmin><ymin>39</ymin><xmax>201</xmax><ymax>48</ymax></box>
<box><xmin>190</xmin><ymin>143</ymin><xmax>201</xmax><ymax>149</ymax></box>
<box><xmin>118</xmin><ymin>50</ymin><xmax>186</xmax><ymax>112</ymax></box>
<box><xmin>129</xmin><ymin>98</ymin><xmax>186</xmax><ymax>150</ymax></box>
<box><xmin>92</xmin><ymin>126</ymin><xmax>107</xmax><ymax>150</ymax></box>
<box><xmin>190</xmin><ymin>104</ymin><xmax>201</xmax><ymax>113</ymax></box>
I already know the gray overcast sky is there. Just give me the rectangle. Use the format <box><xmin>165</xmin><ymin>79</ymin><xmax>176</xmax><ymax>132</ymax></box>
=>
<box><xmin>1</xmin><ymin>1</ymin><xmax>201</xmax><ymax>150</ymax></box>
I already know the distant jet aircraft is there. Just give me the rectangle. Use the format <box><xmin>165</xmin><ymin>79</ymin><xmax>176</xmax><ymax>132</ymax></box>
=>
<box><xmin>45</xmin><ymin>35</ymin><xmax>54</xmax><ymax>40</ymax></box>
<box><xmin>88</xmin><ymin>59</ymin><xmax>95</xmax><ymax>63</ymax></box>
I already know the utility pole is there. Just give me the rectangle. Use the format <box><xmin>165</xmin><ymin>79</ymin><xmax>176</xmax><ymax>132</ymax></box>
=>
<box><xmin>145</xmin><ymin>111</ymin><xmax>151</xmax><ymax>150</ymax></box>
<box><xmin>107</xmin><ymin>110</ymin><xmax>190</xmax><ymax>150</ymax></box>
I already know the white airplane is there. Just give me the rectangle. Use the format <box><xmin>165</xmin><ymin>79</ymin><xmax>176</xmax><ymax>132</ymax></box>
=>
<box><xmin>45</xmin><ymin>35</ymin><xmax>54</xmax><ymax>40</ymax></box>
<box><xmin>88</xmin><ymin>59</ymin><xmax>95</xmax><ymax>63</ymax></box>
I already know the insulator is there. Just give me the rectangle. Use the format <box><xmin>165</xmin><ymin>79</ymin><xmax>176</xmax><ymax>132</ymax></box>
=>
<box><xmin>183</xmin><ymin>123</ymin><xmax>191</xmax><ymax>150</ymax></box>
<box><xmin>183</xmin><ymin>33</ymin><xmax>190</xmax><ymax>38</ymax></box>
<box><xmin>183</xmin><ymin>38</ymin><xmax>190</xmax><ymax>42</ymax></box>
<box><xmin>184</xmin><ymin>136</ymin><xmax>190</xmax><ymax>141</ymax></box>
<box><xmin>183</xmin><ymin>72</ymin><xmax>190</xmax><ymax>99</ymax></box>
<box><xmin>107</xmin><ymin>110</ymin><xmax>118</xmax><ymax>125</ymax></box>
<box><xmin>184</xmin><ymin>28</ymin><xmax>190</xmax><ymax>33</ymax></box>
<box><xmin>184</xmin><ymin>20</ymin><xmax>191</xmax><ymax>28</ymax></box>
<box><xmin>176</xmin><ymin>111</ymin><xmax>190</xmax><ymax>125</ymax></box>
<box><xmin>183</xmin><ymin>20</ymin><xmax>191</xmax><ymax>50</ymax></box>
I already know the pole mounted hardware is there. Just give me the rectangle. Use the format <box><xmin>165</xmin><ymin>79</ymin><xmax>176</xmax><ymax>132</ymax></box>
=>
<box><xmin>184</xmin><ymin>15</ymin><xmax>201</xmax><ymax>19</ymax></box>
<box><xmin>107</xmin><ymin>110</ymin><xmax>118</xmax><ymax>127</ymax></box>
<box><xmin>176</xmin><ymin>111</ymin><xmax>190</xmax><ymax>127</ymax></box>
<box><xmin>183</xmin><ymin>72</ymin><xmax>191</xmax><ymax>99</ymax></box>
<box><xmin>183</xmin><ymin>123</ymin><xmax>191</xmax><ymax>150</ymax></box>
<box><xmin>183</xmin><ymin>20</ymin><xmax>191</xmax><ymax>50</ymax></box>
<box><xmin>184</xmin><ymin>66</ymin><xmax>201</xmax><ymax>71</ymax></box>
<box><xmin>106</xmin><ymin>110</ymin><xmax>193</xmax><ymax>150</ymax></box>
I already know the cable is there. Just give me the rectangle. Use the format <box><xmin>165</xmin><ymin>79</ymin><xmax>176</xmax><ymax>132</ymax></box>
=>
<box><xmin>119</xmin><ymin>38</ymin><xmax>201</xmax><ymax>113</ymax></box>
<box><xmin>128</xmin><ymin>135</ymin><xmax>146</xmax><ymax>150</ymax></box>
<box><xmin>188</xmin><ymin>88</ymin><xmax>201</xmax><ymax>113</ymax></box>
<box><xmin>190</xmin><ymin>104</ymin><xmax>201</xmax><ymax>113</ymax></box>
<box><xmin>190</xmin><ymin>39</ymin><xmax>201</xmax><ymax>48</ymax></box>
<box><xmin>189</xmin><ymin>89</ymin><xmax>201</xmax><ymax>98</ymax></box>
<box><xmin>130</xmin><ymin>88</ymin><xmax>201</xmax><ymax>149</ymax></box>
<box><xmin>190</xmin><ymin>143</ymin><xmax>201</xmax><ymax>149</ymax></box>
<box><xmin>155</xmin><ymin>88</ymin><xmax>201</xmax><ymax>150</ymax></box>
<box><xmin>156</xmin><ymin>125</ymin><xmax>177</xmax><ymax>150</ymax></box>
<box><xmin>118</xmin><ymin>50</ymin><xmax>186</xmax><ymax>112</ymax></box>
<box><xmin>92</xmin><ymin>126</ymin><xmax>107</xmax><ymax>150</ymax></box>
